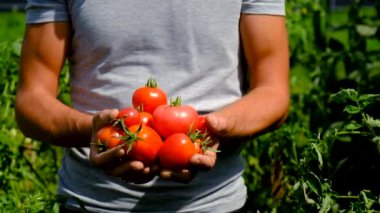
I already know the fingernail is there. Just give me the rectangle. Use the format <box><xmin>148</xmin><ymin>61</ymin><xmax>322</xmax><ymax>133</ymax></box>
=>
<box><xmin>115</xmin><ymin>148</ymin><xmax>125</xmax><ymax>157</ymax></box>
<box><xmin>160</xmin><ymin>170</ymin><xmax>172</xmax><ymax>179</ymax></box>
<box><xmin>111</xmin><ymin>109</ymin><xmax>119</xmax><ymax>119</ymax></box>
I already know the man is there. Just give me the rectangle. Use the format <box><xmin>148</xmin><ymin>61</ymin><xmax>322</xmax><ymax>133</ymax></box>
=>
<box><xmin>16</xmin><ymin>0</ymin><xmax>289</xmax><ymax>212</ymax></box>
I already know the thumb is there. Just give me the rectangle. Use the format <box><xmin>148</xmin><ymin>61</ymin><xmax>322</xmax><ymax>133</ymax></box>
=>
<box><xmin>206</xmin><ymin>114</ymin><xmax>229</xmax><ymax>137</ymax></box>
<box><xmin>93</xmin><ymin>109</ymin><xmax>119</xmax><ymax>130</ymax></box>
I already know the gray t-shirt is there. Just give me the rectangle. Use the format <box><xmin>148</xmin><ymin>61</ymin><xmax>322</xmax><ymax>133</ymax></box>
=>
<box><xmin>26</xmin><ymin>0</ymin><xmax>285</xmax><ymax>212</ymax></box>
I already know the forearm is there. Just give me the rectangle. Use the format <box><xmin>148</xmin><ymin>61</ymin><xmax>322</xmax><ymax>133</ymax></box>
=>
<box><xmin>15</xmin><ymin>87</ymin><xmax>93</xmax><ymax>147</ymax></box>
<box><xmin>16</xmin><ymin>22</ymin><xmax>93</xmax><ymax>147</ymax></box>
<box><xmin>211</xmin><ymin>85</ymin><xmax>289</xmax><ymax>138</ymax></box>
<box><xmin>215</xmin><ymin>14</ymin><xmax>289</xmax><ymax>138</ymax></box>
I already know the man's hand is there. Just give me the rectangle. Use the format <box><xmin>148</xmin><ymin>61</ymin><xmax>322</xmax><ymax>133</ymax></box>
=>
<box><xmin>159</xmin><ymin>117</ymin><xmax>221</xmax><ymax>184</ymax></box>
<box><xmin>160</xmin><ymin>139</ymin><xmax>219</xmax><ymax>184</ymax></box>
<box><xmin>89</xmin><ymin>109</ymin><xmax>158</xmax><ymax>184</ymax></box>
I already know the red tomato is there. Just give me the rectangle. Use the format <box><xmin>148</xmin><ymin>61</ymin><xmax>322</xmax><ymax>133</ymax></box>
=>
<box><xmin>139</xmin><ymin>111</ymin><xmax>153</xmax><ymax>127</ymax></box>
<box><xmin>193</xmin><ymin>139</ymin><xmax>203</xmax><ymax>154</ymax></box>
<box><xmin>158</xmin><ymin>133</ymin><xmax>196</xmax><ymax>170</ymax></box>
<box><xmin>189</xmin><ymin>129</ymin><xmax>214</xmax><ymax>155</ymax></box>
<box><xmin>125</xmin><ymin>125</ymin><xmax>163</xmax><ymax>166</ymax></box>
<box><xmin>193</xmin><ymin>116</ymin><xmax>207</xmax><ymax>134</ymax></box>
<box><xmin>132</xmin><ymin>78</ymin><xmax>167</xmax><ymax>114</ymax></box>
<box><xmin>97</xmin><ymin>125</ymin><xmax>125</xmax><ymax>150</ymax></box>
<box><xmin>117</xmin><ymin>107</ymin><xmax>141</xmax><ymax>127</ymax></box>
<box><xmin>152</xmin><ymin>97</ymin><xmax>198</xmax><ymax>138</ymax></box>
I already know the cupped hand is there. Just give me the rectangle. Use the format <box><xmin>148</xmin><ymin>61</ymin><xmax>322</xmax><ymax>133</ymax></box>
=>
<box><xmin>89</xmin><ymin>109</ymin><xmax>158</xmax><ymax>184</ymax></box>
<box><xmin>159</xmin><ymin>112</ymin><xmax>247</xmax><ymax>184</ymax></box>
<box><xmin>159</xmin><ymin>136</ymin><xmax>219</xmax><ymax>184</ymax></box>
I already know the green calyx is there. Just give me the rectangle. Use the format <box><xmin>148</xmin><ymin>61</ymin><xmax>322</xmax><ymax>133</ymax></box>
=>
<box><xmin>188</xmin><ymin>129</ymin><xmax>220</xmax><ymax>154</ymax></box>
<box><xmin>94</xmin><ymin>140</ymin><xmax>108</xmax><ymax>152</ymax></box>
<box><xmin>118</xmin><ymin>119</ymin><xmax>144</xmax><ymax>154</ymax></box>
<box><xmin>170</xmin><ymin>96</ymin><xmax>182</xmax><ymax>107</ymax></box>
<box><xmin>145</xmin><ymin>77</ymin><xmax>158</xmax><ymax>88</ymax></box>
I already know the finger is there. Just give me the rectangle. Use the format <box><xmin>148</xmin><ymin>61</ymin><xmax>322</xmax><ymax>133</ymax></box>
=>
<box><xmin>93</xmin><ymin>109</ymin><xmax>119</xmax><ymax>130</ymax></box>
<box><xmin>89</xmin><ymin>144</ymin><xmax>125</xmax><ymax>168</ymax></box>
<box><xmin>117</xmin><ymin>164</ymin><xmax>157</xmax><ymax>184</ymax></box>
<box><xmin>106</xmin><ymin>160</ymin><xmax>144</xmax><ymax>177</ymax></box>
<box><xmin>190</xmin><ymin>153</ymin><xmax>217</xmax><ymax>170</ymax></box>
<box><xmin>190</xmin><ymin>132</ymin><xmax>219</xmax><ymax>170</ymax></box>
<box><xmin>205</xmin><ymin>114</ymin><xmax>229</xmax><ymax>137</ymax></box>
<box><xmin>90</xmin><ymin>109</ymin><xmax>120</xmax><ymax>148</ymax></box>
<box><xmin>149</xmin><ymin>163</ymin><xmax>161</xmax><ymax>175</ymax></box>
<box><xmin>160</xmin><ymin>169</ymin><xmax>195</xmax><ymax>184</ymax></box>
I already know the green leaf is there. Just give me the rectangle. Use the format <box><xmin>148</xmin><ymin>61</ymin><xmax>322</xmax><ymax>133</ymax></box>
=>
<box><xmin>358</xmin><ymin>94</ymin><xmax>380</xmax><ymax>108</ymax></box>
<box><xmin>355</xmin><ymin>24</ymin><xmax>378</xmax><ymax>37</ymax></box>
<box><xmin>372</xmin><ymin>136</ymin><xmax>380</xmax><ymax>144</ymax></box>
<box><xmin>360</xmin><ymin>191</ymin><xmax>375</xmax><ymax>210</ymax></box>
<box><xmin>358</xmin><ymin>94</ymin><xmax>380</xmax><ymax>102</ymax></box>
<box><xmin>303</xmin><ymin>182</ymin><xmax>317</xmax><ymax>206</ymax></box>
<box><xmin>343</xmin><ymin>105</ymin><xmax>361</xmax><ymax>114</ymax></box>
<box><xmin>337</xmin><ymin>136</ymin><xmax>352</xmax><ymax>143</ymax></box>
<box><xmin>306</xmin><ymin>172</ymin><xmax>323</xmax><ymax>196</ymax></box>
<box><xmin>330</xmin><ymin>89</ymin><xmax>358</xmax><ymax>103</ymax></box>
<box><xmin>344</xmin><ymin>122</ymin><xmax>362</xmax><ymax>130</ymax></box>
<box><xmin>11</xmin><ymin>41</ymin><xmax>21</xmax><ymax>56</ymax></box>
<box><xmin>363</xmin><ymin>115</ymin><xmax>380</xmax><ymax>128</ymax></box>
<box><xmin>311</xmin><ymin>143</ymin><xmax>323</xmax><ymax>170</ymax></box>
<box><xmin>319</xmin><ymin>195</ymin><xmax>333</xmax><ymax>213</ymax></box>
<box><xmin>292</xmin><ymin>181</ymin><xmax>301</xmax><ymax>192</ymax></box>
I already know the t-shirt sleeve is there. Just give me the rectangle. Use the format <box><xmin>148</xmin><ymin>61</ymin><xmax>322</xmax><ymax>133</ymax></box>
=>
<box><xmin>25</xmin><ymin>0</ymin><xmax>69</xmax><ymax>24</ymax></box>
<box><xmin>241</xmin><ymin>0</ymin><xmax>285</xmax><ymax>16</ymax></box>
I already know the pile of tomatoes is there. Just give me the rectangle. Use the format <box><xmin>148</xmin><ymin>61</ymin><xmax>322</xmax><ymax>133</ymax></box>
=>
<box><xmin>96</xmin><ymin>78</ymin><xmax>212</xmax><ymax>170</ymax></box>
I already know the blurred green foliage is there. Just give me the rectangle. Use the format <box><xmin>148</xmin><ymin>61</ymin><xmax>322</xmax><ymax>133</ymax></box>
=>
<box><xmin>0</xmin><ymin>10</ymin><xmax>67</xmax><ymax>212</ymax></box>
<box><xmin>242</xmin><ymin>0</ymin><xmax>380</xmax><ymax>212</ymax></box>
<box><xmin>0</xmin><ymin>11</ymin><xmax>25</xmax><ymax>42</ymax></box>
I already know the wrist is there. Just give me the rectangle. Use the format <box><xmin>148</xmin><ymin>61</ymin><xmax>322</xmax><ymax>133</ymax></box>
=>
<box><xmin>48</xmin><ymin>110</ymin><xmax>93</xmax><ymax>147</ymax></box>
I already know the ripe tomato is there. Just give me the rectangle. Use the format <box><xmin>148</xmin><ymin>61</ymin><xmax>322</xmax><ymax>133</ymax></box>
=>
<box><xmin>193</xmin><ymin>139</ymin><xmax>203</xmax><ymax>154</ymax></box>
<box><xmin>158</xmin><ymin>133</ymin><xmax>196</xmax><ymax>170</ymax></box>
<box><xmin>189</xmin><ymin>129</ymin><xmax>214</xmax><ymax>155</ymax></box>
<box><xmin>97</xmin><ymin>125</ymin><xmax>125</xmax><ymax>150</ymax></box>
<box><xmin>193</xmin><ymin>116</ymin><xmax>207</xmax><ymax>134</ymax></box>
<box><xmin>125</xmin><ymin>125</ymin><xmax>163</xmax><ymax>166</ymax></box>
<box><xmin>132</xmin><ymin>78</ymin><xmax>167</xmax><ymax>114</ymax></box>
<box><xmin>152</xmin><ymin>97</ymin><xmax>198</xmax><ymax>138</ymax></box>
<box><xmin>117</xmin><ymin>107</ymin><xmax>141</xmax><ymax>127</ymax></box>
<box><xmin>139</xmin><ymin>111</ymin><xmax>153</xmax><ymax>127</ymax></box>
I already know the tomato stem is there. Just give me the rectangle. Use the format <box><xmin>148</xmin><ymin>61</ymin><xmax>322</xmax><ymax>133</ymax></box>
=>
<box><xmin>116</xmin><ymin>119</ymin><xmax>145</xmax><ymax>154</ymax></box>
<box><xmin>187</xmin><ymin>129</ymin><xmax>220</xmax><ymax>154</ymax></box>
<box><xmin>118</xmin><ymin>118</ymin><xmax>130</xmax><ymax>134</ymax></box>
<box><xmin>93</xmin><ymin>140</ymin><xmax>107</xmax><ymax>152</ymax></box>
<box><xmin>136</xmin><ymin>104</ymin><xmax>144</xmax><ymax>112</ymax></box>
<box><xmin>170</xmin><ymin>96</ymin><xmax>182</xmax><ymax>107</ymax></box>
<box><xmin>145</xmin><ymin>77</ymin><xmax>158</xmax><ymax>88</ymax></box>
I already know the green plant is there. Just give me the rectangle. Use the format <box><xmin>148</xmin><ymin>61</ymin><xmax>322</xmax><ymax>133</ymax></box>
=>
<box><xmin>242</xmin><ymin>0</ymin><xmax>380</xmax><ymax>211</ymax></box>
<box><xmin>0</xmin><ymin>40</ymin><xmax>67</xmax><ymax>212</ymax></box>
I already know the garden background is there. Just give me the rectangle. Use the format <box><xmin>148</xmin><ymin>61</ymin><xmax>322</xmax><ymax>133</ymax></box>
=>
<box><xmin>0</xmin><ymin>0</ymin><xmax>379</xmax><ymax>212</ymax></box>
